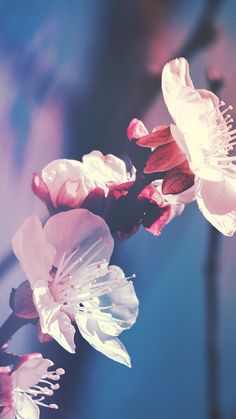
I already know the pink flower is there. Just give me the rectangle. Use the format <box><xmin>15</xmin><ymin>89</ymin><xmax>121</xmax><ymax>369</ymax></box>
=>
<box><xmin>0</xmin><ymin>353</ymin><xmax>64</xmax><ymax>418</ymax></box>
<box><xmin>32</xmin><ymin>151</ymin><xmax>135</xmax><ymax>210</ymax></box>
<box><xmin>162</xmin><ymin>57</ymin><xmax>236</xmax><ymax>236</ymax></box>
<box><xmin>12</xmin><ymin>209</ymin><xmax>138</xmax><ymax>367</ymax></box>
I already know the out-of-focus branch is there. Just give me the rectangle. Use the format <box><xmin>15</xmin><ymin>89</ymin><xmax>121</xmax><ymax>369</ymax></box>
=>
<box><xmin>177</xmin><ymin>0</ymin><xmax>222</xmax><ymax>59</ymax></box>
<box><xmin>0</xmin><ymin>312</ymin><xmax>28</xmax><ymax>349</ymax></box>
<box><xmin>205</xmin><ymin>71</ymin><xmax>224</xmax><ymax>419</ymax></box>
<box><xmin>206</xmin><ymin>225</ymin><xmax>221</xmax><ymax>419</ymax></box>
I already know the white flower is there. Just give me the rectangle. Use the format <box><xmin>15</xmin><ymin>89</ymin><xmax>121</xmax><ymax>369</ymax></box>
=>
<box><xmin>162</xmin><ymin>57</ymin><xmax>236</xmax><ymax>236</ymax></box>
<box><xmin>12</xmin><ymin>209</ymin><xmax>139</xmax><ymax>367</ymax></box>
<box><xmin>0</xmin><ymin>353</ymin><xmax>64</xmax><ymax>419</ymax></box>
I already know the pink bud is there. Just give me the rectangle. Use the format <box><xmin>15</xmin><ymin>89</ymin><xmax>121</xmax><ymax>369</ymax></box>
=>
<box><xmin>127</xmin><ymin>118</ymin><xmax>148</xmax><ymax>140</ymax></box>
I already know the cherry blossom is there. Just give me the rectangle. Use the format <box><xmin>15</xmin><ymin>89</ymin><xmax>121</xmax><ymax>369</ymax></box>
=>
<box><xmin>32</xmin><ymin>150</ymin><xmax>135</xmax><ymax>211</ymax></box>
<box><xmin>0</xmin><ymin>353</ymin><xmax>64</xmax><ymax>419</ymax></box>
<box><xmin>162</xmin><ymin>57</ymin><xmax>236</xmax><ymax>236</ymax></box>
<box><xmin>12</xmin><ymin>209</ymin><xmax>138</xmax><ymax>367</ymax></box>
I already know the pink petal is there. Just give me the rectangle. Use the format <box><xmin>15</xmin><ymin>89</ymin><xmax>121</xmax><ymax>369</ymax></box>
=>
<box><xmin>12</xmin><ymin>354</ymin><xmax>52</xmax><ymax>390</ymax></box>
<box><xmin>0</xmin><ymin>373</ymin><xmax>12</xmax><ymax>406</ymax></box>
<box><xmin>12</xmin><ymin>280</ymin><xmax>38</xmax><ymax>320</ymax></box>
<box><xmin>0</xmin><ymin>407</ymin><xmax>15</xmax><ymax>419</ymax></box>
<box><xmin>32</xmin><ymin>173</ymin><xmax>50</xmax><ymax>204</ymax></box>
<box><xmin>144</xmin><ymin>141</ymin><xmax>186</xmax><ymax>173</ymax></box>
<box><xmin>127</xmin><ymin>118</ymin><xmax>148</xmax><ymax>140</ymax></box>
<box><xmin>162</xmin><ymin>161</ymin><xmax>194</xmax><ymax>195</ymax></box>
<box><xmin>12</xmin><ymin>216</ymin><xmax>56</xmax><ymax>287</ymax></box>
<box><xmin>37</xmin><ymin>322</ymin><xmax>54</xmax><ymax>344</ymax></box>
<box><xmin>137</xmin><ymin>125</ymin><xmax>174</xmax><ymax>148</ymax></box>
<box><xmin>33</xmin><ymin>281</ymin><xmax>76</xmax><ymax>353</ymax></box>
<box><xmin>144</xmin><ymin>206</ymin><xmax>171</xmax><ymax>236</ymax></box>
<box><xmin>43</xmin><ymin>209</ymin><xmax>114</xmax><ymax>268</ymax></box>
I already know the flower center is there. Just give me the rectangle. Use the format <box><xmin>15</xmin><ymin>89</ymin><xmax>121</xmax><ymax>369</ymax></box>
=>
<box><xmin>48</xmin><ymin>240</ymin><xmax>135</xmax><ymax>327</ymax></box>
<box><xmin>14</xmin><ymin>368</ymin><xmax>65</xmax><ymax>410</ymax></box>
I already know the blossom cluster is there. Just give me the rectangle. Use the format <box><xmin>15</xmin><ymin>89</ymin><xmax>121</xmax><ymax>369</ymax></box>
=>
<box><xmin>1</xmin><ymin>57</ymin><xmax>236</xmax><ymax>418</ymax></box>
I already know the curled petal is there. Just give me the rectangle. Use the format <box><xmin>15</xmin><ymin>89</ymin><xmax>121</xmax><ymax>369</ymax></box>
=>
<box><xmin>12</xmin><ymin>354</ymin><xmax>52</xmax><ymax>390</ymax></box>
<box><xmin>127</xmin><ymin>118</ymin><xmax>148</xmax><ymax>140</ymax></box>
<box><xmin>43</xmin><ymin>209</ymin><xmax>114</xmax><ymax>268</ymax></box>
<box><xmin>33</xmin><ymin>281</ymin><xmax>76</xmax><ymax>353</ymax></box>
<box><xmin>12</xmin><ymin>216</ymin><xmax>56</xmax><ymax>287</ymax></box>
<box><xmin>82</xmin><ymin>150</ymin><xmax>135</xmax><ymax>186</ymax></box>
<box><xmin>144</xmin><ymin>141</ymin><xmax>186</xmax><ymax>173</ymax></box>
<box><xmin>137</xmin><ymin>125</ymin><xmax>173</xmax><ymax>148</ymax></box>
<box><xmin>41</xmin><ymin>159</ymin><xmax>94</xmax><ymax>208</ymax></box>
<box><xmin>144</xmin><ymin>206</ymin><xmax>171</xmax><ymax>236</ymax></box>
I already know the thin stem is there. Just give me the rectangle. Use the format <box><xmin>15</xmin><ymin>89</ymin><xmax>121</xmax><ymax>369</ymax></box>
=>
<box><xmin>205</xmin><ymin>225</ymin><xmax>221</xmax><ymax>419</ymax></box>
<box><xmin>0</xmin><ymin>312</ymin><xmax>28</xmax><ymax>349</ymax></box>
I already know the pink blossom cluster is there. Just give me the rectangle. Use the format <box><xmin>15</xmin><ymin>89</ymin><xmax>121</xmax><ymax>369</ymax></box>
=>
<box><xmin>1</xmin><ymin>57</ymin><xmax>236</xmax><ymax>418</ymax></box>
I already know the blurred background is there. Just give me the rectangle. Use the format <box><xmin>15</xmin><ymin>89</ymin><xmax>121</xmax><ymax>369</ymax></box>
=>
<box><xmin>1</xmin><ymin>0</ymin><xmax>236</xmax><ymax>418</ymax></box>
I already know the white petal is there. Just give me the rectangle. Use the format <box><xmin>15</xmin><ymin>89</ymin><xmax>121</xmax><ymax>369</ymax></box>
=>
<box><xmin>33</xmin><ymin>281</ymin><xmax>76</xmax><ymax>353</ymax></box>
<box><xmin>42</xmin><ymin>159</ymin><xmax>95</xmax><ymax>207</ymax></box>
<box><xmin>197</xmin><ymin>176</ymin><xmax>236</xmax><ymax>215</ymax></box>
<box><xmin>12</xmin><ymin>216</ymin><xmax>56</xmax><ymax>287</ymax></box>
<box><xmin>162</xmin><ymin>57</ymin><xmax>194</xmax><ymax>120</ymax></box>
<box><xmin>43</xmin><ymin>209</ymin><xmax>114</xmax><ymax>268</ymax></box>
<box><xmin>196</xmin><ymin>182</ymin><xmax>236</xmax><ymax>236</ymax></box>
<box><xmin>13</xmin><ymin>392</ymin><xmax>39</xmax><ymax>419</ymax></box>
<box><xmin>95</xmin><ymin>266</ymin><xmax>138</xmax><ymax>336</ymax></box>
<box><xmin>76</xmin><ymin>317</ymin><xmax>131</xmax><ymax>367</ymax></box>
<box><xmin>82</xmin><ymin>150</ymin><xmax>135</xmax><ymax>190</ymax></box>
<box><xmin>12</xmin><ymin>354</ymin><xmax>52</xmax><ymax>390</ymax></box>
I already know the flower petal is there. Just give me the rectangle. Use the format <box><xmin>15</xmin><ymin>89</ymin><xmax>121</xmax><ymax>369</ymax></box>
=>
<box><xmin>41</xmin><ymin>159</ymin><xmax>94</xmax><ymax>208</ymax></box>
<box><xmin>13</xmin><ymin>392</ymin><xmax>39</xmax><ymax>419</ymax></box>
<box><xmin>82</xmin><ymin>150</ymin><xmax>135</xmax><ymax>187</ymax></box>
<box><xmin>196</xmin><ymin>187</ymin><xmax>236</xmax><ymax>236</ymax></box>
<box><xmin>76</xmin><ymin>317</ymin><xmax>132</xmax><ymax>367</ymax></box>
<box><xmin>12</xmin><ymin>354</ymin><xmax>52</xmax><ymax>390</ymax></box>
<box><xmin>12</xmin><ymin>216</ymin><xmax>56</xmax><ymax>287</ymax></box>
<box><xmin>33</xmin><ymin>281</ymin><xmax>76</xmax><ymax>353</ymax></box>
<box><xmin>0</xmin><ymin>407</ymin><xmax>15</xmax><ymax>419</ymax></box>
<box><xmin>43</xmin><ymin>209</ymin><xmax>114</xmax><ymax>268</ymax></box>
<box><xmin>197</xmin><ymin>176</ymin><xmax>236</xmax><ymax>215</ymax></box>
<box><xmin>0</xmin><ymin>373</ymin><xmax>12</xmax><ymax>406</ymax></box>
<box><xmin>162</xmin><ymin>57</ymin><xmax>194</xmax><ymax>120</ymax></box>
<box><xmin>137</xmin><ymin>125</ymin><xmax>174</xmax><ymax>148</ymax></box>
<box><xmin>94</xmin><ymin>266</ymin><xmax>138</xmax><ymax>336</ymax></box>
<box><xmin>144</xmin><ymin>141</ymin><xmax>186</xmax><ymax>173</ymax></box>
<box><xmin>162</xmin><ymin>161</ymin><xmax>194</xmax><ymax>195</ymax></box>
<box><xmin>127</xmin><ymin>118</ymin><xmax>149</xmax><ymax>140</ymax></box>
